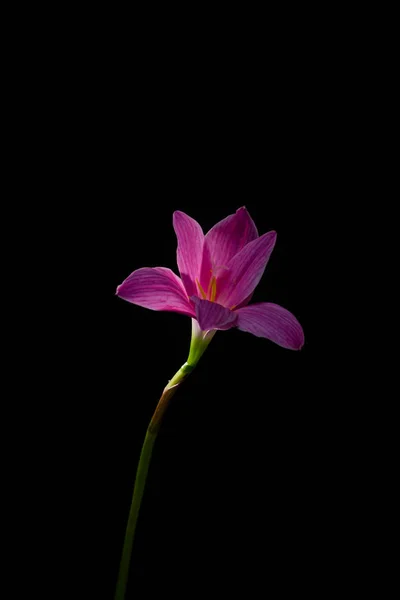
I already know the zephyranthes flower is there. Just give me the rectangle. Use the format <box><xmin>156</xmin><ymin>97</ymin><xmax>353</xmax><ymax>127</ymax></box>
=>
<box><xmin>114</xmin><ymin>208</ymin><xmax>304</xmax><ymax>600</ymax></box>
<box><xmin>117</xmin><ymin>206</ymin><xmax>304</xmax><ymax>350</ymax></box>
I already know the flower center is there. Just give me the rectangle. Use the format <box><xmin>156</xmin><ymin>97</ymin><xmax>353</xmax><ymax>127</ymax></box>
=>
<box><xmin>196</xmin><ymin>273</ymin><xmax>218</xmax><ymax>302</ymax></box>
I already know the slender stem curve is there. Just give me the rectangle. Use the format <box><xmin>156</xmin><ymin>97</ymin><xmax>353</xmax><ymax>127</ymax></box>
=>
<box><xmin>114</xmin><ymin>362</ymin><xmax>194</xmax><ymax>600</ymax></box>
<box><xmin>114</xmin><ymin>319</ymin><xmax>215</xmax><ymax>599</ymax></box>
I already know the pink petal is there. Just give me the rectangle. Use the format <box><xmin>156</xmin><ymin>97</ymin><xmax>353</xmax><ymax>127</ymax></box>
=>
<box><xmin>192</xmin><ymin>297</ymin><xmax>238</xmax><ymax>331</ymax></box>
<box><xmin>217</xmin><ymin>231</ymin><xmax>277</xmax><ymax>309</ymax></box>
<box><xmin>200</xmin><ymin>207</ymin><xmax>258</xmax><ymax>290</ymax></box>
<box><xmin>173</xmin><ymin>211</ymin><xmax>204</xmax><ymax>298</ymax></box>
<box><xmin>235</xmin><ymin>291</ymin><xmax>254</xmax><ymax>310</ymax></box>
<box><xmin>235</xmin><ymin>303</ymin><xmax>304</xmax><ymax>350</ymax></box>
<box><xmin>116</xmin><ymin>267</ymin><xmax>195</xmax><ymax>317</ymax></box>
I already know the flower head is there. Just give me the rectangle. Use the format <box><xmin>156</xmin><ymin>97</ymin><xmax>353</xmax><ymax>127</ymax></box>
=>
<box><xmin>117</xmin><ymin>207</ymin><xmax>304</xmax><ymax>351</ymax></box>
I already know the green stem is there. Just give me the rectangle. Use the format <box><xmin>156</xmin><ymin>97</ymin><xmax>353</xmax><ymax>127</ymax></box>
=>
<box><xmin>114</xmin><ymin>361</ymin><xmax>194</xmax><ymax>600</ymax></box>
<box><xmin>114</xmin><ymin>319</ymin><xmax>216</xmax><ymax>600</ymax></box>
<box><xmin>114</xmin><ymin>429</ymin><xmax>156</xmax><ymax>600</ymax></box>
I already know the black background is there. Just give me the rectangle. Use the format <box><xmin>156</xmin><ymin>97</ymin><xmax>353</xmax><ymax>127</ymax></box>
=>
<box><xmin>40</xmin><ymin>20</ymin><xmax>353</xmax><ymax>598</ymax></box>
<box><xmin>11</xmin><ymin>5</ymin><xmax>389</xmax><ymax>596</ymax></box>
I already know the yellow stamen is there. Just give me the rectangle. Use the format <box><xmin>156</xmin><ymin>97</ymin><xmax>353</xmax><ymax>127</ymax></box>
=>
<box><xmin>206</xmin><ymin>275</ymin><xmax>217</xmax><ymax>302</ymax></box>
<box><xmin>196</xmin><ymin>278</ymin><xmax>207</xmax><ymax>299</ymax></box>
<box><xmin>206</xmin><ymin>276</ymin><xmax>213</xmax><ymax>299</ymax></box>
<box><xmin>230</xmin><ymin>305</ymin><xmax>237</xmax><ymax>310</ymax></box>
<box><xmin>210</xmin><ymin>276</ymin><xmax>217</xmax><ymax>302</ymax></box>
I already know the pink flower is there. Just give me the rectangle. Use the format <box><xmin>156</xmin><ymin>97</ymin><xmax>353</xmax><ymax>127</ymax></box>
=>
<box><xmin>116</xmin><ymin>207</ymin><xmax>304</xmax><ymax>350</ymax></box>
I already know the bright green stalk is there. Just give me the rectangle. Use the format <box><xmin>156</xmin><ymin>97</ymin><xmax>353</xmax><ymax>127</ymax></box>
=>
<box><xmin>114</xmin><ymin>320</ymin><xmax>215</xmax><ymax>600</ymax></box>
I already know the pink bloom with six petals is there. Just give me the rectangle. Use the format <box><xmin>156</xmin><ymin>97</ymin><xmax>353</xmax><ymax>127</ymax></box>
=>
<box><xmin>116</xmin><ymin>207</ymin><xmax>304</xmax><ymax>350</ymax></box>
